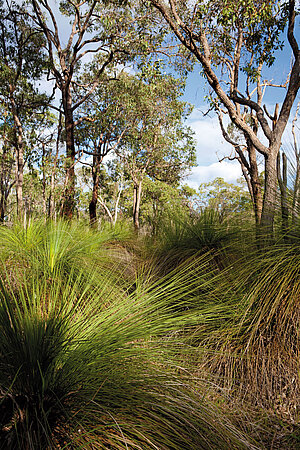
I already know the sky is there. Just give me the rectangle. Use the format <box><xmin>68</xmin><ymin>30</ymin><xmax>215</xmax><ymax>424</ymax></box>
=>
<box><xmin>33</xmin><ymin>1</ymin><xmax>299</xmax><ymax>191</ymax></box>
<box><xmin>181</xmin><ymin>37</ymin><xmax>299</xmax><ymax>189</ymax></box>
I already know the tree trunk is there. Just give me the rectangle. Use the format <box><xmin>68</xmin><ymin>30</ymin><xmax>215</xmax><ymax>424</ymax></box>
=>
<box><xmin>89</xmin><ymin>154</ymin><xmax>101</xmax><ymax>227</ymax></box>
<box><xmin>49</xmin><ymin>113</ymin><xmax>62</xmax><ymax>219</ymax></box>
<box><xmin>260</xmin><ymin>150</ymin><xmax>279</xmax><ymax>238</ymax></box>
<box><xmin>13</xmin><ymin>113</ymin><xmax>24</xmax><ymax>217</ymax></box>
<box><xmin>277</xmin><ymin>152</ymin><xmax>289</xmax><ymax>237</ymax></box>
<box><xmin>248</xmin><ymin>144</ymin><xmax>263</xmax><ymax>227</ymax></box>
<box><xmin>41</xmin><ymin>143</ymin><xmax>47</xmax><ymax>218</ymax></box>
<box><xmin>113</xmin><ymin>179</ymin><xmax>123</xmax><ymax>226</ymax></box>
<box><xmin>133</xmin><ymin>181</ymin><xmax>142</xmax><ymax>230</ymax></box>
<box><xmin>0</xmin><ymin>152</ymin><xmax>8</xmax><ymax>222</ymax></box>
<box><xmin>62</xmin><ymin>89</ymin><xmax>76</xmax><ymax>219</ymax></box>
<box><xmin>9</xmin><ymin>87</ymin><xmax>24</xmax><ymax>217</ymax></box>
<box><xmin>0</xmin><ymin>150</ymin><xmax>14</xmax><ymax>223</ymax></box>
<box><xmin>0</xmin><ymin>193</ymin><xmax>7</xmax><ymax>222</ymax></box>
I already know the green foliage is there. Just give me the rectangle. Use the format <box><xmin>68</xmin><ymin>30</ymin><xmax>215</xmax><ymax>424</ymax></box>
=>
<box><xmin>197</xmin><ymin>177</ymin><xmax>253</xmax><ymax>222</ymax></box>
<box><xmin>0</xmin><ymin>217</ymin><xmax>299</xmax><ymax>445</ymax></box>
<box><xmin>140</xmin><ymin>179</ymin><xmax>197</xmax><ymax>232</ymax></box>
<box><xmin>0</xmin><ymin>219</ymin><xmax>134</xmax><ymax>290</ymax></box>
<box><xmin>0</xmin><ymin>1</ymin><xmax>49</xmax><ymax>116</ymax></box>
<box><xmin>0</xmin><ymin>220</ymin><xmax>253</xmax><ymax>449</ymax></box>
<box><xmin>199</xmin><ymin>0</ymin><xmax>287</xmax><ymax>72</ymax></box>
<box><xmin>151</xmin><ymin>207</ymin><xmax>240</xmax><ymax>274</ymax></box>
<box><xmin>76</xmin><ymin>68</ymin><xmax>196</xmax><ymax>225</ymax></box>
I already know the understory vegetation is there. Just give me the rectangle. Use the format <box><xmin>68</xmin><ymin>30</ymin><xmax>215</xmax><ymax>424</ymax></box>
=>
<box><xmin>0</xmin><ymin>216</ymin><xmax>299</xmax><ymax>449</ymax></box>
<box><xmin>0</xmin><ymin>0</ymin><xmax>299</xmax><ymax>448</ymax></box>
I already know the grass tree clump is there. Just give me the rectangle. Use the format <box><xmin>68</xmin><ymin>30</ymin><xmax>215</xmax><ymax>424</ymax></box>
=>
<box><xmin>150</xmin><ymin>208</ymin><xmax>251</xmax><ymax>273</ymax></box>
<box><xmin>0</xmin><ymin>219</ymin><xmax>136</xmax><ymax>292</ymax></box>
<box><xmin>0</xmin><ymin>263</ymin><xmax>254</xmax><ymax>449</ymax></box>
<box><xmin>192</xmin><ymin>239</ymin><xmax>300</xmax><ymax>424</ymax></box>
<box><xmin>2</xmin><ymin>218</ymin><xmax>299</xmax><ymax>447</ymax></box>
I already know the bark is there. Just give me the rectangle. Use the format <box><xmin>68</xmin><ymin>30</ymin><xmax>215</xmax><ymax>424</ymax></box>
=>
<box><xmin>41</xmin><ymin>143</ymin><xmax>47</xmax><ymax>218</ymax></box>
<box><xmin>248</xmin><ymin>143</ymin><xmax>263</xmax><ymax>226</ymax></box>
<box><xmin>260</xmin><ymin>150</ymin><xmax>279</xmax><ymax>238</ymax></box>
<box><xmin>150</xmin><ymin>0</ymin><xmax>299</xmax><ymax>238</ymax></box>
<box><xmin>89</xmin><ymin>154</ymin><xmax>101</xmax><ymax>226</ymax></box>
<box><xmin>31</xmin><ymin>0</ymin><xmax>115</xmax><ymax>220</ymax></box>
<box><xmin>218</xmin><ymin>113</ymin><xmax>263</xmax><ymax>226</ymax></box>
<box><xmin>113</xmin><ymin>180</ymin><xmax>123</xmax><ymax>226</ymax></box>
<box><xmin>133</xmin><ymin>181</ymin><xmax>142</xmax><ymax>230</ymax></box>
<box><xmin>0</xmin><ymin>146</ymin><xmax>14</xmax><ymax>222</ymax></box>
<box><xmin>277</xmin><ymin>152</ymin><xmax>289</xmax><ymax>237</ymax></box>
<box><xmin>61</xmin><ymin>88</ymin><xmax>76</xmax><ymax>219</ymax></box>
<box><xmin>99</xmin><ymin>196</ymin><xmax>114</xmax><ymax>223</ymax></box>
<box><xmin>49</xmin><ymin>112</ymin><xmax>62</xmax><ymax>219</ymax></box>
<box><xmin>9</xmin><ymin>88</ymin><xmax>24</xmax><ymax>217</ymax></box>
<box><xmin>0</xmin><ymin>193</ymin><xmax>8</xmax><ymax>222</ymax></box>
<box><xmin>13</xmin><ymin>112</ymin><xmax>24</xmax><ymax>217</ymax></box>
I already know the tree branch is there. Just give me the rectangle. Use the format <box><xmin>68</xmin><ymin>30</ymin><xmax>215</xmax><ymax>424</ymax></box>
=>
<box><xmin>71</xmin><ymin>51</ymin><xmax>114</xmax><ymax>111</ymax></box>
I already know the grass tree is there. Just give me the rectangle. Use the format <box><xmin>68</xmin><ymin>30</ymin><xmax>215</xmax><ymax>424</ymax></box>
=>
<box><xmin>0</xmin><ymin>220</ymin><xmax>254</xmax><ymax>449</ymax></box>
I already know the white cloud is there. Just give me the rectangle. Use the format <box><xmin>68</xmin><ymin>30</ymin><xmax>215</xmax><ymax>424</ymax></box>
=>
<box><xmin>187</xmin><ymin>113</ymin><xmax>233</xmax><ymax>165</ymax></box>
<box><xmin>183</xmin><ymin>109</ymin><xmax>243</xmax><ymax>189</ymax></box>
<box><xmin>185</xmin><ymin>161</ymin><xmax>242</xmax><ymax>189</ymax></box>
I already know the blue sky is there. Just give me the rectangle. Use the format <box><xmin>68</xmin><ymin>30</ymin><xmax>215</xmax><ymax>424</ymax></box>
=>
<box><xmin>33</xmin><ymin>1</ymin><xmax>299</xmax><ymax>190</ymax></box>
<box><xmin>181</xmin><ymin>34</ymin><xmax>299</xmax><ymax>189</ymax></box>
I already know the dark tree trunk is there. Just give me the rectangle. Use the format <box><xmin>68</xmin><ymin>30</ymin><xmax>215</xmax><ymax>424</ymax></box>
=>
<box><xmin>0</xmin><ymin>194</ymin><xmax>7</xmax><ymax>222</ymax></box>
<box><xmin>133</xmin><ymin>181</ymin><xmax>142</xmax><ymax>230</ymax></box>
<box><xmin>11</xmin><ymin>105</ymin><xmax>24</xmax><ymax>217</ymax></box>
<box><xmin>0</xmin><ymin>146</ymin><xmax>14</xmax><ymax>222</ymax></box>
<box><xmin>62</xmin><ymin>89</ymin><xmax>76</xmax><ymax>219</ymax></box>
<box><xmin>49</xmin><ymin>113</ymin><xmax>62</xmax><ymax>219</ymax></box>
<box><xmin>89</xmin><ymin>154</ymin><xmax>101</xmax><ymax>227</ymax></box>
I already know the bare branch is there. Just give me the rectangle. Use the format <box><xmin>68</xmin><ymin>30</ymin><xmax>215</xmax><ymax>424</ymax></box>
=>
<box><xmin>217</xmin><ymin>111</ymin><xmax>250</xmax><ymax>171</ymax></box>
<box><xmin>65</xmin><ymin>6</ymin><xmax>79</xmax><ymax>52</ymax></box>
<box><xmin>288</xmin><ymin>0</ymin><xmax>299</xmax><ymax>60</ymax></box>
<box><xmin>230</xmin><ymin>93</ymin><xmax>272</xmax><ymax>141</ymax></box>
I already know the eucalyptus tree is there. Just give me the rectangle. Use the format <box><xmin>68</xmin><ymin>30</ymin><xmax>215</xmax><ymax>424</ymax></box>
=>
<box><xmin>0</xmin><ymin>0</ymin><xmax>48</xmax><ymax>216</ymax></box>
<box><xmin>141</xmin><ymin>178</ymin><xmax>197</xmax><ymax>234</ymax></box>
<box><xmin>147</xmin><ymin>0</ymin><xmax>300</xmax><ymax>237</ymax></box>
<box><xmin>31</xmin><ymin>0</ymin><xmax>164</xmax><ymax>218</ymax></box>
<box><xmin>25</xmin><ymin>111</ymin><xmax>61</xmax><ymax>218</ymax></box>
<box><xmin>75</xmin><ymin>67</ymin><xmax>196</xmax><ymax>227</ymax></box>
<box><xmin>197</xmin><ymin>177</ymin><xmax>252</xmax><ymax>222</ymax></box>
<box><xmin>0</xmin><ymin>113</ymin><xmax>15</xmax><ymax>221</ymax></box>
<box><xmin>113</xmin><ymin>70</ymin><xmax>196</xmax><ymax>229</ymax></box>
<box><xmin>75</xmin><ymin>74</ymin><xmax>130</xmax><ymax>225</ymax></box>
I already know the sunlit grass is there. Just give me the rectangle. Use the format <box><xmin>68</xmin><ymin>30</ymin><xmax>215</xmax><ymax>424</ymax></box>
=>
<box><xmin>0</xmin><ymin>266</ymin><xmax>253</xmax><ymax>449</ymax></box>
<box><xmin>0</xmin><ymin>217</ymin><xmax>299</xmax><ymax>447</ymax></box>
<box><xmin>189</xmin><ymin>238</ymin><xmax>300</xmax><ymax>425</ymax></box>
